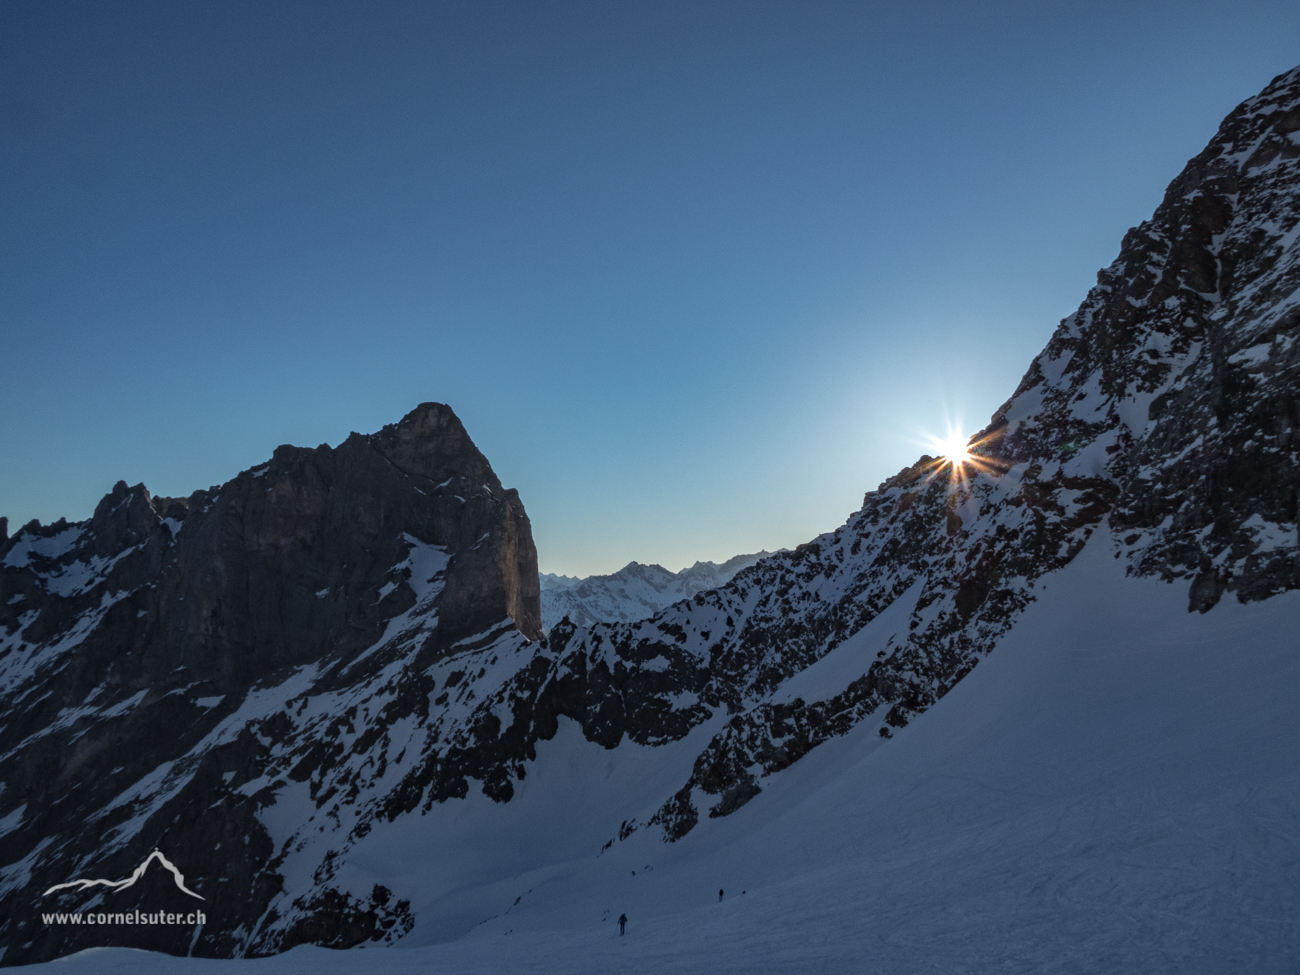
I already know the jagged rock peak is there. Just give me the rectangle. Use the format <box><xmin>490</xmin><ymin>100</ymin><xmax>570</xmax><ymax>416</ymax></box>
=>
<box><xmin>364</xmin><ymin>403</ymin><xmax>502</xmax><ymax>489</ymax></box>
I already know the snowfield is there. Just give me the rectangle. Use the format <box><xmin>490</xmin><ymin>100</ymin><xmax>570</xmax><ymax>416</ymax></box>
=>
<box><xmin>23</xmin><ymin>532</ymin><xmax>1300</xmax><ymax>973</ymax></box>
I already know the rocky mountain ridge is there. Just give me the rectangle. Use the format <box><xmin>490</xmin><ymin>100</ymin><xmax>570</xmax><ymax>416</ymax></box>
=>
<box><xmin>1</xmin><ymin>65</ymin><xmax>1297</xmax><ymax>966</ymax></box>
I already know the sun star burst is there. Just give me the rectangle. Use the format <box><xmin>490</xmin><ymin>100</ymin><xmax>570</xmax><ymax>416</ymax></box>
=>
<box><xmin>927</xmin><ymin>428</ymin><xmax>973</xmax><ymax>469</ymax></box>
<box><xmin>918</xmin><ymin>425</ymin><xmax>1006</xmax><ymax>492</ymax></box>
<box><xmin>934</xmin><ymin>432</ymin><xmax>972</xmax><ymax>466</ymax></box>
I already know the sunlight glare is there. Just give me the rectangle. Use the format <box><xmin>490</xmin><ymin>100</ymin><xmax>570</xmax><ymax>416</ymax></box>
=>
<box><xmin>933</xmin><ymin>431</ymin><xmax>971</xmax><ymax>466</ymax></box>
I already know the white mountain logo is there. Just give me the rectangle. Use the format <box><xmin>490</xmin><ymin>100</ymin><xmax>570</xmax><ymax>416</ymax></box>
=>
<box><xmin>43</xmin><ymin>850</ymin><xmax>204</xmax><ymax>901</ymax></box>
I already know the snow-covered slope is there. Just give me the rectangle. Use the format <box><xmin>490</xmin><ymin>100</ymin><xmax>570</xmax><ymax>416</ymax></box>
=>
<box><xmin>539</xmin><ymin>553</ymin><xmax>775</xmax><ymax>631</ymax></box>
<box><xmin>3</xmin><ymin>64</ymin><xmax>1299</xmax><ymax>970</ymax></box>
<box><xmin>22</xmin><ymin>537</ymin><xmax>1300</xmax><ymax>972</ymax></box>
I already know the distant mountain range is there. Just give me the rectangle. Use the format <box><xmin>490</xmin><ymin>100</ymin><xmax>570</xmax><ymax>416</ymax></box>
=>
<box><xmin>539</xmin><ymin>553</ymin><xmax>778</xmax><ymax>631</ymax></box>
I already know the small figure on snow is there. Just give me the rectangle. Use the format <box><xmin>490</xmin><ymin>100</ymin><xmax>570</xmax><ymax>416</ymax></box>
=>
<box><xmin>618</xmin><ymin>913</ymin><xmax>627</xmax><ymax>936</ymax></box>
<box><xmin>719</xmin><ymin>888</ymin><xmax>724</xmax><ymax>902</ymax></box>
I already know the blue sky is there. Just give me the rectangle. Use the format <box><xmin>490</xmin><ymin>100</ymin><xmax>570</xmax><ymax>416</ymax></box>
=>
<box><xmin>2</xmin><ymin>1</ymin><xmax>1297</xmax><ymax>576</ymax></box>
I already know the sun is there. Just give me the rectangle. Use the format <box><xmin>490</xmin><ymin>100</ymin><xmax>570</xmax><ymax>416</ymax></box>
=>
<box><xmin>918</xmin><ymin>423</ymin><xmax>1006</xmax><ymax>491</ymax></box>
<box><xmin>930</xmin><ymin>430</ymin><xmax>972</xmax><ymax>466</ymax></box>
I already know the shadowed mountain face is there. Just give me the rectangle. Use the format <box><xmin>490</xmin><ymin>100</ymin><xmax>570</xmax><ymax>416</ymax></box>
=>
<box><xmin>0</xmin><ymin>404</ymin><xmax>541</xmax><ymax>962</ymax></box>
<box><xmin>2</xmin><ymin>67</ymin><xmax>1299</xmax><ymax>966</ymax></box>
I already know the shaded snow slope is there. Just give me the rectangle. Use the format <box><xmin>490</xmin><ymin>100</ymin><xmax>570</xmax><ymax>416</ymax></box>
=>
<box><xmin>23</xmin><ymin>536</ymin><xmax>1300</xmax><ymax>973</ymax></box>
<box><xmin>539</xmin><ymin>552</ymin><xmax>776</xmax><ymax>631</ymax></box>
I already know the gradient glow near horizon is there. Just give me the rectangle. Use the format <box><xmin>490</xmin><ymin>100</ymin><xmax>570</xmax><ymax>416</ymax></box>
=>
<box><xmin>2</xmin><ymin>2</ymin><xmax>1296</xmax><ymax>576</ymax></box>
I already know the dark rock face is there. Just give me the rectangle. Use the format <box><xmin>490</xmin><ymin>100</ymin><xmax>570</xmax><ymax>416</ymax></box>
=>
<box><xmin>0</xmin><ymin>403</ymin><xmax>540</xmax><ymax>964</ymax></box>
<box><xmin>1096</xmin><ymin>89</ymin><xmax>1300</xmax><ymax>609</ymax></box>
<box><xmin>2</xmin><ymin>67</ymin><xmax>1299</xmax><ymax>968</ymax></box>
